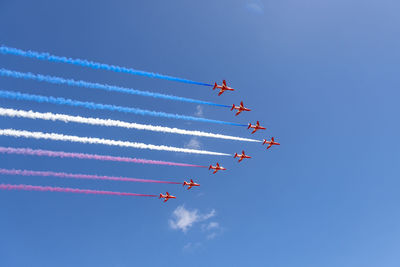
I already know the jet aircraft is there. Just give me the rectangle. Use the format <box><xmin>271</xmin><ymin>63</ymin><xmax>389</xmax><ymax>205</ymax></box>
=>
<box><xmin>213</xmin><ymin>80</ymin><xmax>235</xmax><ymax>96</ymax></box>
<box><xmin>209</xmin><ymin>163</ymin><xmax>226</xmax><ymax>174</ymax></box>
<box><xmin>231</xmin><ymin>101</ymin><xmax>251</xmax><ymax>116</ymax></box>
<box><xmin>159</xmin><ymin>192</ymin><xmax>176</xmax><ymax>202</ymax></box>
<box><xmin>248</xmin><ymin>121</ymin><xmax>266</xmax><ymax>134</ymax></box>
<box><xmin>234</xmin><ymin>150</ymin><xmax>252</xmax><ymax>162</ymax></box>
<box><xmin>262</xmin><ymin>137</ymin><xmax>281</xmax><ymax>149</ymax></box>
<box><xmin>183</xmin><ymin>179</ymin><xmax>200</xmax><ymax>190</ymax></box>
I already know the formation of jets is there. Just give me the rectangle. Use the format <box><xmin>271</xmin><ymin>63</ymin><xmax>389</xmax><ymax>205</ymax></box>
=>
<box><xmin>160</xmin><ymin>80</ymin><xmax>280</xmax><ymax>202</ymax></box>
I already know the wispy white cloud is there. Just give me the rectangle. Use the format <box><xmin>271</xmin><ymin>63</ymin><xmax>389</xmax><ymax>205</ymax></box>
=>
<box><xmin>207</xmin><ymin>232</ymin><xmax>218</xmax><ymax>240</ymax></box>
<box><xmin>202</xmin><ymin>210</ymin><xmax>216</xmax><ymax>220</ymax></box>
<box><xmin>205</xmin><ymin>221</ymin><xmax>220</xmax><ymax>231</ymax></box>
<box><xmin>245</xmin><ymin>0</ymin><xmax>264</xmax><ymax>14</ymax></box>
<box><xmin>184</xmin><ymin>137</ymin><xmax>201</xmax><ymax>150</ymax></box>
<box><xmin>201</xmin><ymin>221</ymin><xmax>222</xmax><ymax>240</ymax></box>
<box><xmin>169</xmin><ymin>205</ymin><xmax>216</xmax><ymax>233</ymax></box>
<box><xmin>195</xmin><ymin>105</ymin><xmax>204</xmax><ymax>117</ymax></box>
<box><xmin>183</xmin><ymin>242</ymin><xmax>202</xmax><ymax>251</ymax></box>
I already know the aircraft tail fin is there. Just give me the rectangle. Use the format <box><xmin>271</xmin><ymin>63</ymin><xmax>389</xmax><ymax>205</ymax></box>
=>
<box><xmin>159</xmin><ymin>194</ymin><xmax>162</xmax><ymax>199</ymax></box>
<box><xmin>234</xmin><ymin>153</ymin><xmax>238</xmax><ymax>158</ymax></box>
<box><xmin>248</xmin><ymin>123</ymin><xmax>251</xmax><ymax>129</ymax></box>
<box><xmin>213</xmin><ymin>83</ymin><xmax>217</xmax><ymax>90</ymax></box>
<box><xmin>209</xmin><ymin>165</ymin><xmax>212</xmax><ymax>170</ymax></box>
<box><xmin>231</xmin><ymin>104</ymin><xmax>235</xmax><ymax>111</ymax></box>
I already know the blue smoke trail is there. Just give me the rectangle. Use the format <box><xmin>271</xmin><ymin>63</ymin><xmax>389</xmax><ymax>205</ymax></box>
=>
<box><xmin>0</xmin><ymin>68</ymin><xmax>229</xmax><ymax>108</ymax></box>
<box><xmin>0</xmin><ymin>45</ymin><xmax>213</xmax><ymax>87</ymax></box>
<box><xmin>0</xmin><ymin>90</ymin><xmax>247</xmax><ymax>127</ymax></box>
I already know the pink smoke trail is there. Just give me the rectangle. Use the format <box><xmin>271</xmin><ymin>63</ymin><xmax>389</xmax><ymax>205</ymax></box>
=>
<box><xmin>0</xmin><ymin>183</ymin><xmax>157</xmax><ymax>197</ymax></box>
<box><xmin>0</xmin><ymin>146</ymin><xmax>207</xmax><ymax>168</ymax></box>
<box><xmin>0</xmin><ymin>168</ymin><xmax>182</xmax><ymax>185</ymax></box>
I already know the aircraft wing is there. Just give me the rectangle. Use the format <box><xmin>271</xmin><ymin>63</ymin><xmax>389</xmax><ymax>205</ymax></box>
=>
<box><xmin>164</xmin><ymin>198</ymin><xmax>168</xmax><ymax>202</ymax></box>
<box><xmin>267</xmin><ymin>143</ymin><xmax>273</xmax><ymax>149</ymax></box>
<box><xmin>213</xmin><ymin>169</ymin><xmax>217</xmax><ymax>174</ymax></box>
<box><xmin>235</xmin><ymin>110</ymin><xmax>242</xmax><ymax>116</ymax></box>
<box><xmin>251</xmin><ymin>129</ymin><xmax>257</xmax><ymax>134</ymax></box>
<box><xmin>238</xmin><ymin>157</ymin><xmax>243</xmax><ymax>162</ymax></box>
<box><xmin>218</xmin><ymin>90</ymin><xmax>224</xmax><ymax>96</ymax></box>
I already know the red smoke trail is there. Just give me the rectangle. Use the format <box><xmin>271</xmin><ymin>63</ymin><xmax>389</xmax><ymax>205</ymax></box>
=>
<box><xmin>0</xmin><ymin>168</ymin><xmax>182</xmax><ymax>185</ymax></box>
<box><xmin>0</xmin><ymin>146</ymin><xmax>208</xmax><ymax>168</ymax></box>
<box><xmin>0</xmin><ymin>183</ymin><xmax>157</xmax><ymax>197</ymax></box>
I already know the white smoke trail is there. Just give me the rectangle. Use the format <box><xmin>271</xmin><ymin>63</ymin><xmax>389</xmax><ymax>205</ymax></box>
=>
<box><xmin>0</xmin><ymin>107</ymin><xmax>260</xmax><ymax>142</ymax></box>
<box><xmin>0</xmin><ymin>129</ymin><xmax>230</xmax><ymax>156</ymax></box>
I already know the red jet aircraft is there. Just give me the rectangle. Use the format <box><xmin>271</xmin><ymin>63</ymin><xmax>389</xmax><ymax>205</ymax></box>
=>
<box><xmin>262</xmin><ymin>137</ymin><xmax>281</xmax><ymax>149</ymax></box>
<box><xmin>183</xmin><ymin>179</ymin><xmax>200</xmax><ymax>190</ymax></box>
<box><xmin>234</xmin><ymin>150</ymin><xmax>252</xmax><ymax>162</ymax></box>
<box><xmin>159</xmin><ymin>192</ymin><xmax>176</xmax><ymax>202</ymax></box>
<box><xmin>213</xmin><ymin>80</ymin><xmax>235</xmax><ymax>96</ymax></box>
<box><xmin>248</xmin><ymin>121</ymin><xmax>266</xmax><ymax>134</ymax></box>
<box><xmin>209</xmin><ymin>163</ymin><xmax>226</xmax><ymax>174</ymax></box>
<box><xmin>231</xmin><ymin>101</ymin><xmax>251</xmax><ymax>116</ymax></box>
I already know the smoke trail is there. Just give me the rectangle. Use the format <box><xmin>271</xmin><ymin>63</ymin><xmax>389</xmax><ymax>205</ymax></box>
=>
<box><xmin>0</xmin><ymin>107</ymin><xmax>259</xmax><ymax>142</ymax></box>
<box><xmin>0</xmin><ymin>183</ymin><xmax>158</xmax><ymax>197</ymax></box>
<box><xmin>0</xmin><ymin>90</ymin><xmax>247</xmax><ymax>127</ymax></box>
<box><xmin>0</xmin><ymin>68</ymin><xmax>228</xmax><ymax>107</ymax></box>
<box><xmin>0</xmin><ymin>146</ymin><xmax>207</xmax><ymax>168</ymax></box>
<box><xmin>0</xmin><ymin>129</ymin><xmax>231</xmax><ymax>156</ymax></box>
<box><xmin>0</xmin><ymin>168</ymin><xmax>182</xmax><ymax>184</ymax></box>
<box><xmin>0</xmin><ymin>45</ymin><xmax>212</xmax><ymax>86</ymax></box>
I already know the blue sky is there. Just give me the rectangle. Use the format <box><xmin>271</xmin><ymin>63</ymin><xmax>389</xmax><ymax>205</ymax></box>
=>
<box><xmin>0</xmin><ymin>0</ymin><xmax>399</xmax><ymax>266</ymax></box>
